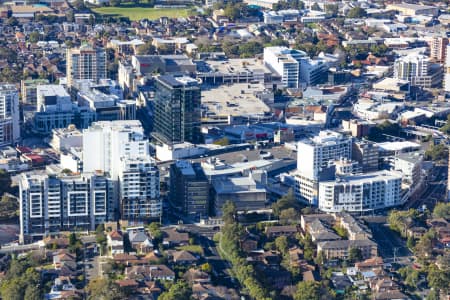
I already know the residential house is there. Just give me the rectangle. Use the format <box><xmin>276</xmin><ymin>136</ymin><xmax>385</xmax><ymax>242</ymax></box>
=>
<box><xmin>168</xmin><ymin>250</ymin><xmax>198</xmax><ymax>265</ymax></box>
<box><xmin>107</xmin><ymin>231</ymin><xmax>124</xmax><ymax>255</ymax></box>
<box><xmin>53</xmin><ymin>250</ymin><xmax>76</xmax><ymax>269</ymax></box>
<box><xmin>162</xmin><ymin>228</ymin><xmax>189</xmax><ymax>247</ymax></box>
<box><xmin>184</xmin><ymin>268</ymin><xmax>211</xmax><ymax>285</ymax></box>
<box><xmin>265</xmin><ymin>225</ymin><xmax>298</xmax><ymax>239</ymax></box>
<box><xmin>125</xmin><ymin>265</ymin><xmax>175</xmax><ymax>281</ymax></box>
<box><xmin>128</xmin><ymin>230</ymin><xmax>154</xmax><ymax>254</ymax></box>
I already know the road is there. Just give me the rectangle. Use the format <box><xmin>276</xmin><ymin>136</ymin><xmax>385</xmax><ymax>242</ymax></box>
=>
<box><xmin>364</xmin><ymin>216</ymin><xmax>411</xmax><ymax>262</ymax></box>
<box><xmin>405</xmin><ymin>165</ymin><xmax>447</xmax><ymax>210</ymax></box>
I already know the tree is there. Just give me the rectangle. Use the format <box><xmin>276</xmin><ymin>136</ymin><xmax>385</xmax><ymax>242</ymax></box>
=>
<box><xmin>275</xmin><ymin>236</ymin><xmax>289</xmax><ymax>255</ymax></box>
<box><xmin>399</xmin><ymin>266</ymin><xmax>419</xmax><ymax>289</ymax></box>
<box><xmin>432</xmin><ymin>202</ymin><xmax>450</xmax><ymax>220</ymax></box>
<box><xmin>28</xmin><ymin>32</ymin><xmax>41</xmax><ymax>43</ymax></box>
<box><xmin>347</xmin><ymin>7</ymin><xmax>367</xmax><ymax>18</ymax></box>
<box><xmin>200</xmin><ymin>263</ymin><xmax>212</xmax><ymax>273</ymax></box>
<box><xmin>414</xmin><ymin>229</ymin><xmax>436</xmax><ymax>259</ymax></box>
<box><xmin>294</xmin><ymin>281</ymin><xmax>321</xmax><ymax>300</ymax></box>
<box><xmin>137</xmin><ymin>41</ymin><xmax>156</xmax><ymax>55</ymax></box>
<box><xmin>348</xmin><ymin>248</ymin><xmax>363</xmax><ymax>262</ymax></box>
<box><xmin>424</xmin><ymin>144</ymin><xmax>448</xmax><ymax>162</ymax></box>
<box><xmin>222</xmin><ymin>201</ymin><xmax>237</xmax><ymax>225</ymax></box>
<box><xmin>159</xmin><ymin>280</ymin><xmax>192</xmax><ymax>300</ymax></box>
<box><xmin>426</xmin><ymin>289</ymin><xmax>440</xmax><ymax>300</ymax></box>
<box><xmin>110</xmin><ymin>0</ymin><xmax>121</xmax><ymax>6</ymax></box>
<box><xmin>406</xmin><ymin>236</ymin><xmax>416</xmax><ymax>249</ymax></box>
<box><xmin>311</xmin><ymin>3</ymin><xmax>321</xmax><ymax>11</ymax></box>
<box><xmin>272</xmin><ymin>189</ymin><xmax>301</xmax><ymax>217</ymax></box>
<box><xmin>368</xmin><ymin>121</ymin><xmax>402</xmax><ymax>142</ymax></box>
<box><xmin>0</xmin><ymin>194</ymin><xmax>19</xmax><ymax>220</ymax></box>
<box><xmin>427</xmin><ymin>264</ymin><xmax>450</xmax><ymax>293</ymax></box>
<box><xmin>279</xmin><ymin>207</ymin><xmax>299</xmax><ymax>225</ymax></box>
<box><xmin>86</xmin><ymin>278</ymin><xmax>125</xmax><ymax>300</ymax></box>
<box><xmin>223</xmin><ymin>3</ymin><xmax>240</xmax><ymax>21</ymax></box>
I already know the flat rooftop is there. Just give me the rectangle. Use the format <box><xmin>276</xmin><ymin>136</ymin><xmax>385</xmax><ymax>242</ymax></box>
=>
<box><xmin>197</xmin><ymin>58</ymin><xmax>272</xmax><ymax>75</ymax></box>
<box><xmin>201</xmin><ymin>83</ymin><xmax>270</xmax><ymax>117</ymax></box>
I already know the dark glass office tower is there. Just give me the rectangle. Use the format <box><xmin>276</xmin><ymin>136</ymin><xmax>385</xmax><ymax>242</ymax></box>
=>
<box><xmin>153</xmin><ymin>75</ymin><xmax>202</xmax><ymax>145</ymax></box>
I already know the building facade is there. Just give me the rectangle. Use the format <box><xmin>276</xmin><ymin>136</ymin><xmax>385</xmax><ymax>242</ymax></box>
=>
<box><xmin>264</xmin><ymin>46</ymin><xmax>307</xmax><ymax>88</ymax></box>
<box><xmin>169</xmin><ymin>160</ymin><xmax>209</xmax><ymax>220</ymax></box>
<box><xmin>295</xmin><ymin>130</ymin><xmax>352</xmax><ymax>205</ymax></box>
<box><xmin>153</xmin><ymin>75</ymin><xmax>202</xmax><ymax>145</ymax></box>
<box><xmin>19</xmin><ymin>172</ymin><xmax>115</xmax><ymax>243</ymax></box>
<box><xmin>0</xmin><ymin>84</ymin><xmax>20</xmax><ymax>146</ymax></box>
<box><xmin>318</xmin><ymin>170</ymin><xmax>402</xmax><ymax>213</ymax></box>
<box><xmin>66</xmin><ymin>44</ymin><xmax>107</xmax><ymax>86</ymax></box>
<box><xmin>394</xmin><ymin>54</ymin><xmax>442</xmax><ymax>88</ymax></box>
<box><xmin>119</xmin><ymin>157</ymin><xmax>161</xmax><ymax>222</ymax></box>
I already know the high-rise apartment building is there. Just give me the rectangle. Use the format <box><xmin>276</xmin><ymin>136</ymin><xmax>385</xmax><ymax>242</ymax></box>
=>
<box><xmin>264</xmin><ymin>46</ymin><xmax>307</xmax><ymax>88</ymax></box>
<box><xmin>82</xmin><ymin>120</ymin><xmax>149</xmax><ymax>177</ymax></box>
<box><xmin>0</xmin><ymin>84</ymin><xmax>20</xmax><ymax>146</ymax></box>
<box><xmin>429</xmin><ymin>36</ymin><xmax>448</xmax><ymax>63</ymax></box>
<box><xmin>444</xmin><ymin>45</ymin><xmax>450</xmax><ymax>93</ymax></box>
<box><xmin>318</xmin><ymin>170</ymin><xmax>402</xmax><ymax>213</ymax></box>
<box><xmin>169</xmin><ymin>160</ymin><xmax>209</xmax><ymax>220</ymax></box>
<box><xmin>394</xmin><ymin>54</ymin><xmax>442</xmax><ymax>88</ymax></box>
<box><xmin>295</xmin><ymin>130</ymin><xmax>352</xmax><ymax>204</ymax></box>
<box><xmin>19</xmin><ymin>172</ymin><xmax>115</xmax><ymax>243</ymax></box>
<box><xmin>82</xmin><ymin>120</ymin><xmax>161</xmax><ymax>221</ymax></box>
<box><xmin>153</xmin><ymin>75</ymin><xmax>202</xmax><ymax>145</ymax></box>
<box><xmin>119</xmin><ymin>157</ymin><xmax>160</xmax><ymax>222</ymax></box>
<box><xmin>66</xmin><ymin>44</ymin><xmax>107</xmax><ymax>86</ymax></box>
<box><xmin>352</xmin><ymin>140</ymin><xmax>379</xmax><ymax>173</ymax></box>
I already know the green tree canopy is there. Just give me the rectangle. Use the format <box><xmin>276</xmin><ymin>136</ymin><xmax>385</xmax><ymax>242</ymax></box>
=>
<box><xmin>272</xmin><ymin>189</ymin><xmax>301</xmax><ymax>217</ymax></box>
<box><xmin>347</xmin><ymin>6</ymin><xmax>367</xmax><ymax>18</ymax></box>
<box><xmin>159</xmin><ymin>280</ymin><xmax>192</xmax><ymax>300</ymax></box>
<box><xmin>432</xmin><ymin>202</ymin><xmax>450</xmax><ymax>220</ymax></box>
<box><xmin>86</xmin><ymin>278</ymin><xmax>125</xmax><ymax>300</ymax></box>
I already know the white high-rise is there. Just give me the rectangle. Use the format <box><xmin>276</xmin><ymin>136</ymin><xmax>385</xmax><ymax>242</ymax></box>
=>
<box><xmin>318</xmin><ymin>170</ymin><xmax>403</xmax><ymax>213</ymax></box>
<box><xmin>264</xmin><ymin>46</ymin><xmax>307</xmax><ymax>88</ymax></box>
<box><xmin>394</xmin><ymin>54</ymin><xmax>442</xmax><ymax>88</ymax></box>
<box><xmin>295</xmin><ymin>130</ymin><xmax>352</xmax><ymax>205</ymax></box>
<box><xmin>0</xmin><ymin>84</ymin><xmax>20</xmax><ymax>146</ymax></box>
<box><xmin>444</xmin><ymin>45</ymin><xmax>450</xmax><ymax>92</ymax></box>
<box><xmin>82</xmin><ymin>120</ymin><xmax>149</xmax><ymax>178</ymax></box>
<box><xmin>82</xmin><ymin>120</ymin><xmax>161</xmax><ymax>221</ymax></box>
<box><xmin>119</xmin><ymin>157</ymin><xmax>160</xmax><ymax>221</ymax></box>
<box><xmin>19</xmin><ymin>172</ymin><xmax>115</xmax><ymax>243</ymax></box>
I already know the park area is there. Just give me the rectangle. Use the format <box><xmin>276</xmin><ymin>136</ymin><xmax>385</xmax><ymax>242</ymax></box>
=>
<box><xmin>92</xmin><ymin>6</ymin><xmax>192</xmax><ymax>21</ymax></box>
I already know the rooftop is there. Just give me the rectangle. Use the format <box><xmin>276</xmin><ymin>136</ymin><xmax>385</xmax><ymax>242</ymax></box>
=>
<box><xmin>201</xmin><ymin>83</ymin><xmax>270</xmax><ymax>117</ymax></box>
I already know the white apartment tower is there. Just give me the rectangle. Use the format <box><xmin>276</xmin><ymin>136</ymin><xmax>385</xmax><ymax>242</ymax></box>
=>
<box><xmin>295</xmin><ymin>130</ymin><xmax>352</xmax><ymax>205</ymax></box>
<box><xmin>0</xmin><ymin>84</ymin><xmax>20</xmax><ymax>146</ymax></box>
<box><xmin>318</xmin><ymin>170</ymin><xmax>403</xmax><ymax>213</ymax></box>
<box><xmin>429</xmin><ymin>36</ymin><xmax>448</xmax><ymax>63</ymax></box>
<box><xmin>394</xmin><ymin>54</ymin><xmax>429</xmax><ymax>80</ymax></box>
<box><xmin>394</xmin><ymin>54</ymin><xmax>442</xmax><ymax>88</ymax></box>
<box><xmin>119</xmin><ymin>157</ymin><xmax>160</xmax><ymax>222</ymax></box>
<box><xmin>82</xmin><ymin>120</ymin><xmax>161</xmax><ymax>221</ymax></box>
<box><xmin>82</xmin><ymin>120</ymin><xmax>149</xmax><ymax>178</ymax></box>
<box><xmin>444</xmin><ymin>45</ymin><xmax>450</xmax><ymax>92</ymax></box>
<box><xmin>66</xmin><ymin>44</ymin><xmax>107</xmax><ymax>86</ymax></box>
<box><xmin>19</xmin><ymin>172</ymin><xmax>114</xmax><ymax>243</ymax></box>
<box><xmin>264</xmin><ymin>46</ymin><xmax>307</xmax><ymax>88</ymax></box>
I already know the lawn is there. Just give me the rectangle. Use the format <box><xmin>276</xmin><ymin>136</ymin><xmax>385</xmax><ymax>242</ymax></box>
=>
<box><xmin>92</xmin><ymin>7</ymin><xmax>192</xmax><ymax>21</ymax></box>
<box><xmin>176</xmin><ymin>244</ymin><xmax>204</xmax><ymax>255</ymax></box>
